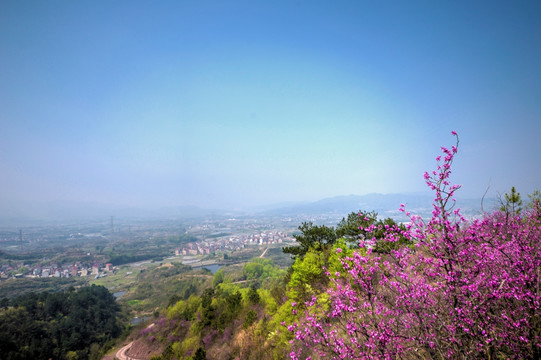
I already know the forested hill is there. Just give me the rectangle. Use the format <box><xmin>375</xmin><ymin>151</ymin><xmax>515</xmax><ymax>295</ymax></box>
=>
<box><xmin>0</xmin><ymin>285</ymin><xmax>122</xmax><ymax>360</ymax></box>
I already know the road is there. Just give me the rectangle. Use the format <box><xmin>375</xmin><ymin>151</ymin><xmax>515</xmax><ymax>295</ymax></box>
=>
<box><xmin>259</xmin><ymin>247</ymin><xmax>268</xmax><ymax>258</ymax></box>
<box><xmin>115</xmin><ymin>342</ymin><xmax>134</xmax><ymax>360</ymax></box>
<box><xmin>116</xmin><ymin>324</ymin><xmax>154</xmax><ymax>360</ymax></box>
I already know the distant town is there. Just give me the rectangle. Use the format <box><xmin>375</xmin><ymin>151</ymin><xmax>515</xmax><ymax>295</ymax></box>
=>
<box><xmin>177</xmin><ymin>230</ymin><xmax>290</xmax><ymax>256</ymax></box>
<box><xmin>0</xmin><ymin>193</ymin><xmax>490</xmax><ymax>281</ymax></box>
<box><xmin>0</xmin><ymin>229</ymin><xmax>293</xmax><ymax>280</ymax></box>
<box><xmin>0</xmin><ymin>212</ymin><xmax>305</xmax><ymax>281</ymax></box>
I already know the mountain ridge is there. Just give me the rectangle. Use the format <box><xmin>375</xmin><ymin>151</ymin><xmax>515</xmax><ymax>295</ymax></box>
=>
<box><xmin>0</xmin><ymin>193</ymin><xmax>498</xmax><ymax>226</ymax></box>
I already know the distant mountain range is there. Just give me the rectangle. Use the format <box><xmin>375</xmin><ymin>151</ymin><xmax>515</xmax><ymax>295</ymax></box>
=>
<box><xmin>260</xmin><ymin>193</ymin><xmax>432</xmax><ymax>215</ymax></box>
<box><xmin>0</xmin><ymin>193</ymin><xmax>499</xmax><ymax>226</ymax></box>
<box><xmin>258</xmin><ymin>193</ymin><xmax>498</xmax><ymax>221</ymax></box>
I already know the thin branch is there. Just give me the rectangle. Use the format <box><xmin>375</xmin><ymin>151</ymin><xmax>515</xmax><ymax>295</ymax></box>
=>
<box><xmin>481</xmin><ymin>178</ymin><xmax>491</xmax><ymax>214</ymax></box>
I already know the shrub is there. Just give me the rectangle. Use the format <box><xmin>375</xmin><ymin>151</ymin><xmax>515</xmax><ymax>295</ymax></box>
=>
<box><xmin>288</xmin><ymin>132</ymin><xmax>541</xmax><ymax>359</ymax></box>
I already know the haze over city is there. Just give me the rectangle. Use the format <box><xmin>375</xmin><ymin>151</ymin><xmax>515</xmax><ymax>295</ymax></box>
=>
<box><xmin>1</xmin><ymin>1</ymin><xmax>540</xmax><ymax>219</ymax></box>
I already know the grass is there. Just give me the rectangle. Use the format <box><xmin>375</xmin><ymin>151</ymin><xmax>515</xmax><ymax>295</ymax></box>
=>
<box><xmin>90</xmin><ymin>267</ymin><xmax>142</xmax><ymax>292</ymax></box>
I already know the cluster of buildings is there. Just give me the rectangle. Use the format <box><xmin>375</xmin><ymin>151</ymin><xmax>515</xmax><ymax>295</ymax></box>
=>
<box><xmin>0</xmin><ymin>262</ymin><xmax>115</xmax><ymax>280</ymax></box>
<box><xmin>176</xmin><ymin>230</ymin><xmax>292</xmax><ymax>256</ymax></box>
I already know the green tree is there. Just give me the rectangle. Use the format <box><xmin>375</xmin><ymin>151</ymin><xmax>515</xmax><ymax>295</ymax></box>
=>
<box><xmin>243</xmin><ymin>310</ymin><xmax>258</xmax><ymax>329</ymax></box>
<box><xmin>200</xmin><ymin>288</ymin><xmax>215</xmax><ymax>328</ymax></box>
<box><xmin>183</xmin><ymin>283</ymin><xmax>197</xmax><ymax>299</ymax></box>
<box><xmin>0</xmin><ymin>285</ymin><xmax>122</xmax><ymax>360</ymax></box>
<box><xmin>201</xmin><ymin>288</ymin><xmax>214</xmax><ymax>308</ymax></box>
<box><xmin>270</xmin><ymin>282</ymin><xmax>286</xmax><ymax>305</ymax></box>
<box><xmin>500</xmin><ymin>186</ymin><xmax>523</xmax><ymax>217</ymax></box>
<box><xmin>247</xmin><ymin>285</ymin><xmax>260</xmax><ymax>305</ymax></box>
<box><xmin>243</xmin><ymin>261</ymin><xmax>264</xmax><ymax>280</ymax></box>
<box><xmin>287</xmin><ymin>249</ymin><xmax>328</xmax><ymax>304</ymax></box>
<box><xmin>212</xmin><ymin>269</ymin><xmax>224</xmax><ymax>288</ymax></box>
<box><xmin>161</xmin><ymin>344</ymin><xmax>174</xmax><ymax>360</ymax></box>
<box><xmin>226</xmin><ymin>291</ymin><xmax>242</xmax><ymax>314</ymax></box>
<box><xmin>336</xmin><ymin>210</ymin><xmax>409</xmax><ymax>253</ymax></box>
<box><xmin>193</xmin><ymin>347</ymin><xmax>207</xmax><ymax>360</ymax></box>
<box><xmin>167</xmin><ymin>294</ymin><xmax>181</xmax><ymax>308</ymax></box>
<box><xmin>16</xmin><ymin>266</ymin><xmax>29</xmax><ymax>275</ymax></box>
<box><xmin>282</xmin><ymin>222</ymin><xmax>336</xmax><ymax>258</ymax></box>
<box><xmin>336</xmin><ymin>210</ymin><xmax>377</xmax><ymax>242</ymax></box>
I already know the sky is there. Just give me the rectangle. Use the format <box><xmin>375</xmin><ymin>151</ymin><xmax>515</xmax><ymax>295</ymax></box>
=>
<box><xmin>0</xmin><ymin>1</ymin><xmax>540</xmax><ymax>217</ymax></box>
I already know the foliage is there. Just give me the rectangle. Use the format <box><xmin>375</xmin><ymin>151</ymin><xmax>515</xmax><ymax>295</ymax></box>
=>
<box><xmin>242</xmin><ymin>257</ymin><xmax>285</xmax><ymax>286</ymax></box>
<box><xmin>122</xmin><ymin>263</ymin><xmax>208</xmax><ymax>312</ymax></box>
<box><xmin>0</xmin><ymin>276</ymin><xmax>83</xmax><ymax>300</ymax></box>
<box><xmin>335</xmin><ymin>210</ymin><xmax>376</xmax><ymax>241</ymax></box>
<box><xmin>247</xmin><ymin>285</ymin><xmax>261</xmax><ymax>305</ymax></box>
<box><xmin>500</xmin><ymin>185</ymin><xmax>523</xmax><ymax>217</ymax></box>
<box><xmin>243</xmin><ymin>309</ymin><xmax>258</xmax><ymax>329</ymax></box>
<box><xmin>212</xmin><ymin>268</ymin><xmax>225</xmax><ymax>288</ymax></box>
<box><xmin>288</xmin><ymin>132</ymin><xmax>541</xmax><ymax>359</ymax></box>
<box><xmin>243</xmin><ymin>260</ymin><xmax>266</xmax><ymax>280</ymax></box>
<box><xmin>0</xmin><ymin>284</ymin><xmax>123</xmax><ymax>360</ymax></box>
<box><xmin>157</xmin><ymin>257</ymin><xmax>295</xmax><ymax>359</ymax></box>
<box><xmin>282</xmin><ymin>222</ymin><xmax>337</xmax><ymax>258</ymax></box>
<box><xmin>528</xmin><ymin>189</ymin><xmax>541</xmax><ymax>210</ymax></box>
<box><xmin>216</xmin><ymin>290</ymin><xmax>243</xmax><ymax>331</ymax></box>
<box><xmin>326</xmin><ymin>239</ymin><xmax>361</xmax><ymax>278</ymax></box>
<box><xmin>193</xmin><ymin>346</ymin><xmax>207</xmax><ymax>360</ymax></box>
<box><xmin>336</xmin><ymin>210</ymin><xmax>410</xmax><ymax>253</ymax></box>
<box><xmin>167</xmin><ymin>295</ymin><xmax>201</xmax><ymax>321</ymax></box>
<box><xmin>287</xmin><ymin>249</ymin><xmax>328</xmax><ymax>306</ymax></box>
<box><xmin>284</xmin><ymin>210</ymin><xmax>410</xmax><ymax>261</ymax></box>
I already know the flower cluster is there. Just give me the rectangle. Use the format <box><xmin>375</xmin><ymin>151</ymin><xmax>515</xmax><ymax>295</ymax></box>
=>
<box><xmin>289</xmin><ymin>132</ymin><xmax>541</xmax><ymax>359</ymax></box>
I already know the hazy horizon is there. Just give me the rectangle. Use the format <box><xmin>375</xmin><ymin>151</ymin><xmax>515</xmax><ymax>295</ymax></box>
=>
<box><xmin>1</xmin><ymin>1</ymin><xmax>540</xmax><ymax>218</ymax></box>
<box><xmin>0</xmin><ymin>192</ymin><xmax>500</xmax><ymax>225</ymax></box>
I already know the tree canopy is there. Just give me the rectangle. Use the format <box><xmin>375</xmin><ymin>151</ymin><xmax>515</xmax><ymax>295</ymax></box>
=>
<box><xmin>282</xmin><ymin>222</ymin><xmax>337</xmax><ymax>258</ymax></box>
<box><xmin>0</xmin><ymin>285</ymin><xmax>122</xmax><ymax>360</ymax></box>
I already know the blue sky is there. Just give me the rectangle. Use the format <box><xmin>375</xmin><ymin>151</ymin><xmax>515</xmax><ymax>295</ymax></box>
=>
<box><xmin>1</xmin><ymin>1</ymin><xmax>540</xmax><ymax>215</ymax></box>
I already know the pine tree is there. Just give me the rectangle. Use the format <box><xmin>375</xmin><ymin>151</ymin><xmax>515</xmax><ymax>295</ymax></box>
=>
<box><xmin>500</xmin><ymin>186</ymin><xmax>523</xmax><ymax>216</ymax></box>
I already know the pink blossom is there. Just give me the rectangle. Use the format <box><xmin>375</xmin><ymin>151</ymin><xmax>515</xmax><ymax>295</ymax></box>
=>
<box><xmin>288</xmin><ymin>133</ymin><xmax>541</xmax><ymax>360</ymax></box>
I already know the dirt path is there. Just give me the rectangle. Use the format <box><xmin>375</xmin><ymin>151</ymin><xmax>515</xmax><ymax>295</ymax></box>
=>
<box><xmin>115</xmin><ymin>342</ymin><xmax>134</xmax><ymax>360</ymax></box>
<box><xmin>115</xmin><ymin>323</ymin><xmax>155</xmax><ymax>360</ymax></box>
<box><xmin>259</xmin><ymin>247</ymin><xmax>268</xmax><ymax>258</ymax></box>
